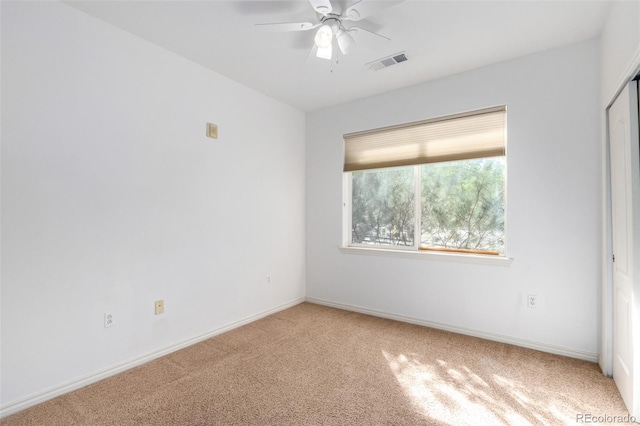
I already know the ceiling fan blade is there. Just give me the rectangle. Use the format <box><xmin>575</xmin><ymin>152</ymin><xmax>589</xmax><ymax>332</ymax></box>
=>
<box><xmin>308</xmin><ymin>0</ymin><xmax>333</xmax><ymax>15</ymax></box>
<box><xmin>255</xmin><ymin>22</ymin><xmax>319</xmax><ymax>32</ymax></box>
<box><xmin>344</xmin><ymin>0</ymin><xmax>404</xmax><ymax>21</ymax></box>
<box><xmin>316</xmin><ymin>43</ymin><xmax>333</xmax><ymax>60</ymax></box>
<box><xmin>305</xmin><ymin>44</ymin><xmax>332</xmax><ymax>63</ymax></box>
<box><xmin>348</xmin><ymin>26</ymin><xmax>391</xmax><ymax>50</ymax></box>
<box><xmin>305</xmin><ymin>44</ymin><xmax>317</xmax><ymax>63</ymax></box>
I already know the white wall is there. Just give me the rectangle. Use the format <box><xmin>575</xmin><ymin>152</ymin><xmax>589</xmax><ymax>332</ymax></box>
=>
<box><xmin>306</xmin><ymin>39</ymin><xmax>601</xmax><ymax>357</ymax></box>
<box><xmin>1</xmin><ymin>1</ymin><xmax>305</xmax><ymax>410</ymax></box>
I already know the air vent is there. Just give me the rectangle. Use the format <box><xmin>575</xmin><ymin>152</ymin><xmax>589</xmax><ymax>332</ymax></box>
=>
<box><xmin>367</xmin><ymin>52</ymin><xmax>408</xmax><ymax>71</ymax></box>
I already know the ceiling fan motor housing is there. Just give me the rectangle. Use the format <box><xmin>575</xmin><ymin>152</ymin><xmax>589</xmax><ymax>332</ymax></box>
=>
<box><xmin>321</xmin><ymin>16</ymin><xmax>341</xmax><ymax>33</ymax></box>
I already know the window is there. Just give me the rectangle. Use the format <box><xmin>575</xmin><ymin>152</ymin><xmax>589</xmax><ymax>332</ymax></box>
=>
<box><xmin>344</xmin><ymin>106</ymin><xmax>506</xmax><ymax>256</ymax></box>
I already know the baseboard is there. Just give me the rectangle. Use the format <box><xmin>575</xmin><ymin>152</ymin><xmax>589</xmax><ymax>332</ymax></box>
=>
<box><xmin>306</xmin><ymin>297</ymin><xmax>599</xmax><ymax>363</ymax></box>
<box><xmin>0</xmin><ymin>297</ymin><xmax>305</xmax><ymax>419</ymax></box>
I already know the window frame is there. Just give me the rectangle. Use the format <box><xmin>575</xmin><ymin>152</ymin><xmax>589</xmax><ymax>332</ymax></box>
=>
<box><xmin>344</xmin><ymin>161</ymin><xmax>508</xmax><ymax>258</ymax></box>
<box><xmin>342</xmin><ymin>106</ymin><xmax>510</xmax><ymax>261</ymax></box>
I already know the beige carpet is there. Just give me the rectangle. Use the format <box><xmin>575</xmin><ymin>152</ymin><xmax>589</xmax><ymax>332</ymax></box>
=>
<box><xmin>2</xmin><ymin>302</ymin><xmax>630</xmax><ymax>425</ymax></box>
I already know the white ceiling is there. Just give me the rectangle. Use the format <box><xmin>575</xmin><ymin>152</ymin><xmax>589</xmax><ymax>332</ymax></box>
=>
<box><xmin>65</xmin><ymin>0</ymin><xmax>611</xmax><ymax>111</ymax></box>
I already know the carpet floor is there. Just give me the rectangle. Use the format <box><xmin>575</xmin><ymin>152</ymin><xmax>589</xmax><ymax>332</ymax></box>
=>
<box><xmin>2</xmin><ymin>302</ymin><xmax>630</xmax><ymax>425</ymax></box>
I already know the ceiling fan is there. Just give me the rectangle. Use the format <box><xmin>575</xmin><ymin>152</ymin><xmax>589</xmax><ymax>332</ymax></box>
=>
<box><xmin>255</xmin><ymin>0</ymin><xmax>397</xmax><ymax>61</ymax></box>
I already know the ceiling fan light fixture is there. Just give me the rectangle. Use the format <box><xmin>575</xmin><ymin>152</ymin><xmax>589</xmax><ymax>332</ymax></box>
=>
<box><xmin>337</xmin><ymin>28</ymin><xmax>355</xmax><ymax>55</ymax></box>
<box><xmin>314</xmin><ymin>24</ymin><xmax>333</xmax><ymax>49</ymax></box>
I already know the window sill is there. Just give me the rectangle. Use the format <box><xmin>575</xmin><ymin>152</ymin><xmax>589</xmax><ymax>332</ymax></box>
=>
<box><xmin>338</xmin><ymin>246</ymin><xmax>514</xmax><ymax>266</ymax></box>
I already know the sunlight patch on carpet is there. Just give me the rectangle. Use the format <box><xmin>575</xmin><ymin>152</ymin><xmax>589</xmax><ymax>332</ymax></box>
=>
<box><xmin>383</xmin><ymin>350</ymin><xmax>553</xmax><ymax>425</ymax></box>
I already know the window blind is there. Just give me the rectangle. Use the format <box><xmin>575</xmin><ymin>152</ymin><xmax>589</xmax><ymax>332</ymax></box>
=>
<box><xmin>343</xmin><ymin>106</ymin><xmax>506</xmax><ymax>172</ymax></box>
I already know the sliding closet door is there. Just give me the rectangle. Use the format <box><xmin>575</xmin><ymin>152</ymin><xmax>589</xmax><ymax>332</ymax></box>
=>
<box><xmin>609</xmin><ymin>79</ymin><xmax>639</xmax><ymax>417</ymax></box>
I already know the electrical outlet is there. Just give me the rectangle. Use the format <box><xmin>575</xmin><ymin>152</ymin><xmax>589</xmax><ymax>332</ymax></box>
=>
<box><xmin>104</xmin><ymin>312</ymin><xmax>115</xmax><ymax>328</ymax></box>
<box><xmin>155</xmin><ymin>300</ymin><xmax>165</xmax><ymax>315</ymax></box>
<box><xmin>267</xmin><ymin>276</ymin><xmax>272</xmax><ymax>285</ymax></box>
<box><xmin>527</xmin><ymin>294</ymin><xmax>539</xmax><ymax>308</ymax></box>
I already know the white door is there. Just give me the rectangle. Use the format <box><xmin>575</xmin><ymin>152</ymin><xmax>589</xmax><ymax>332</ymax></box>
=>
<box><xmin>609</xmin><ymin>80</ymin><xmax>639</xmax><ymax>417</ymax></box>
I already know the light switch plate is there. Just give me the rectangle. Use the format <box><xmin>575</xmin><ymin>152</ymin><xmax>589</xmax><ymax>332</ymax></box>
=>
<box><xmin>206</xmin><ymin>123</ymin><xmax>218</xmax><ymax>139</ymax></box>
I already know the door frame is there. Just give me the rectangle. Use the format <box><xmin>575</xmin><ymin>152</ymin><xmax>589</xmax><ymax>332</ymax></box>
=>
<box><xmin>602</xmin><ymin>50</ymin><xmax>640</xmax><ymax>416</ymax></box>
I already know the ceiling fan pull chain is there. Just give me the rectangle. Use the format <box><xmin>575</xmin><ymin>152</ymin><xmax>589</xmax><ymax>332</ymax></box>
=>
<box><xmin>330</xmin><ymin>46</ymin><xmax>334</xmax><ymax>73</ymax></box>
